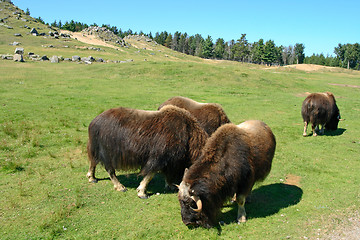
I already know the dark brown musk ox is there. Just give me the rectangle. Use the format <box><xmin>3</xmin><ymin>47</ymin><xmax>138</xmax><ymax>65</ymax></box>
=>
<box><xmin>86</xmin><ymin>105</ymin><xmax>208</xmax><ymax>199</ymax></box>
<box><xmin>158</xmin><ymin>96</ymin><xmax>231</xmax><ymax>136</ymax></box>
<box><xmin>301</xmin><ymin>92</ymin><xmax>341</xmax><ymax>136</ymax></box>
<box><xmin>178</xmin><ymin>120</ymin><xmax>276</xmax><ymax>228</ymax></box>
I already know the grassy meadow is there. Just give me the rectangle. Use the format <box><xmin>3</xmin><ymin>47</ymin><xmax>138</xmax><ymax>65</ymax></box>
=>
<box><xmin>1</xmin><ymin>3</ymin><xmax>360</xmax><ymax>239</ymax></box>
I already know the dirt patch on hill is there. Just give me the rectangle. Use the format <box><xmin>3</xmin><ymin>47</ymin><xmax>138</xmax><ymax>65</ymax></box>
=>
<box><xmin>328</xmin><ymin>83</ymin><xmax>360</xmax><ymax>88</ymax></box>
<box><xmin>284</xmin><ymin>64</ymin><xmax>337</xmax><ymax>71</ymax></box>
<box><xmin>60</xmin><ymin>30</ymin><xmax>122</xmax><ymax>50</ymax></box>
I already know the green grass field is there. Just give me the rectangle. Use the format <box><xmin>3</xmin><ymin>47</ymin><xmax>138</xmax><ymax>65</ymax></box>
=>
<box><xmin>1</xmin><ymin>2</ymin><xmax>360</xmax><ymax>239</ymax></box>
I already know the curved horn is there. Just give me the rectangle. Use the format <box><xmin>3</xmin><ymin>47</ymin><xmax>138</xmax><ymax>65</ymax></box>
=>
<box><xmin>190</xmin><ymin>195</ymin><xmax>202</xmax><ymax>213</ymax></box>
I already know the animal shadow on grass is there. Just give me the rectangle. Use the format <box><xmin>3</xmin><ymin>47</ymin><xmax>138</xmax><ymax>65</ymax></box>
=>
<box><xmin>305</xmin><ymin>128</ymin><xmax>346</xmax><ymax>137</ymax></box>
<box><xmin>97</xmin><ymin>173</ymin><xmax>175</xmax><ymax>196</ymax></box>
<box><xmin>323</xmin><ymin>128</ymin><xmax>346</xmax><ymax>136</ymax></box>
<box><xmin>221</xmin><ymin>183</ymin><xmax>303</xmax><ymax>225</ymax></box>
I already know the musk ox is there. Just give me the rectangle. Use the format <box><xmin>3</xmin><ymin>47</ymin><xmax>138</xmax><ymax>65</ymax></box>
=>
<box><xmin>87</xmin><ymin>105</ymin><xmax>208</xmax><ymax>198</ymax></box>
<box><xmin>301</xmin><ymin>92</ymin><xmax>341</xmax><ymax>136</ymax></box>
<box><xmin>158</xmin><ymin>96</ymin><xmax>231</xmax><ymax>136</ymax></box>
<box><xmin>178</xmin><ymin>120</ymin><xmax>276</xmax><ymax>228</ymax></box>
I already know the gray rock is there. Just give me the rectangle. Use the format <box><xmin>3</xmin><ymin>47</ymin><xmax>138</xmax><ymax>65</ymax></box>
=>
<box><xmin>72</xmin><ymin>55</ymin><xmax>81</xmax><ymax>62</ymax></box>
<box><xmin>41</xmin><ymin>55</ymin><xmax>49</xmax><ymax>61</ymax></box>
<box><xmin>13</xmin><ymin>54</ymin><xmax>24</xmax><ymax>62</ymax></box>
<box><xmin>30</xmin><ymin>28</ymin><xmax>38</xmax><ymax>35</ymax></box>
<box><xmin>10</xmin><ymin>41</ymin><xmax>20</xmax><ymax>46</ymax></box>
<box><xmin>2</xmin><ymin>54</ymin><xmax>13</xmax><ymax>60</ymax></box>
<box><xmin>14</xmin><ymin>47</ymin><xmax>24</xmax><ymax>54</ymax></box>
<box><xmin>14</xmin><ymin>33</ymin><xmax>22</xmax><ymax>37</ymax></box>
<box><xmin>82</xmin><ymin>56</ymin><xmax>95</xmax><ymax>62</ymax></box>
<box><xmin>50</xmin><ymin>55</ymin><xmax>59</xmax><ymax>63</ymax></box>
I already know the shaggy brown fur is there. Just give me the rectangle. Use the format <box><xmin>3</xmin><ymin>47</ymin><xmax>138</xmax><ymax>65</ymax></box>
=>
<box><xmin>87</xmin><ymin>105</ymin><xmax>208</xmax><ymax>198</ymax></box>
<box><xmin>301</xmin><ymin>92</ymin><xmax>340</xmax><ymax>136</ymax></box>
<box><xmin>158</xmin><ymin>96</ymin><xmax>231</xmax><ymax>135</ymax></box>
<box><xmin>178</xmin><ymin>120</ymin><xmax>276</xmax><ymax>228</ymax></box>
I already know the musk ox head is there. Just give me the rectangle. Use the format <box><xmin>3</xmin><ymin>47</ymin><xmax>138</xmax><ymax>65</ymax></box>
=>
<box><xmin>325</xmin><ymin>106</ymin><xmax>340</xmax><ymax>130</ymax></box>
<box><xmin>177</xmin><ymin>179</ymin><xmax>212</xmax><ymax>228</ymax></box>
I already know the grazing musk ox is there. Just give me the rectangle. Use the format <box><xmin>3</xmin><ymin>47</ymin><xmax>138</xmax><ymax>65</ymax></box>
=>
<box><xmin>87</xmin><ymin>105</ymin><xmax>208</xmax><ymax>198</ymax></box>
<box><xmin>158</xmin><ymin>96</ymin><xmax>231</xmax><ymax>136</ymax></box>
<box><xmin>301</xmin><ymin>92</ymin><xmax>341</xmax><ymax>136</ymax></box>
<box><xmin>178</xmin><ymin>120</ymin><xmax>276</xmax><ymax>228</ymax></box>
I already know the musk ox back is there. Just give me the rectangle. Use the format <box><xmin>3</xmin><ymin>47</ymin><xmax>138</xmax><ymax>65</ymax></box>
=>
<box><xmin>301</xmin><ymin>92</ymin><xmax>340</xmax><ymax>136</ymax></box>
<box><xmin>178</xmin><ymin>120</ymin><xmax>276</xmax><ymax>228</ymax></box>
<box><xmin>158</xmin><ymin>96</ymin><xmax>231</xmax><ymax>135</ymax></box>
<box><xmin>87</xmin><ymin>105</ymin><xmax>208</xmax><ymax>198</ymax></box>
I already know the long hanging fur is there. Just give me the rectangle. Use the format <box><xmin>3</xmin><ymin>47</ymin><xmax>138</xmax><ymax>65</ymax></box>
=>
<box><xmin>178</xmin><ymin>121</ymin><xmax>276</xmax><ymax>228</ymax></box>
<box><xmin>87</xmin><ymin>105</ymin><xmax>208</xmax><ymax>187</ymax></box>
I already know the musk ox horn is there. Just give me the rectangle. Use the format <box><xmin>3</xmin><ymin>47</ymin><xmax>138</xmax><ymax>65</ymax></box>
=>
<box><xmin>190</xmin><ymin>195</ymin><xmax>202</xmax><ymax>213</ymax></box>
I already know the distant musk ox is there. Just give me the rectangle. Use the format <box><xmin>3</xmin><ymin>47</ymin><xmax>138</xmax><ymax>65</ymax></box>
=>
<box><xmin>158</xmin><ymin>96</ymin><xmax>231</xmax><ymax>136</ymax></box>
<box><xmin>178</xmin><ymin>120</ymin><xmax>276</xmax><ymax>228</ymax></box>
<box><xmin>87</xmin><ymin>105</ymin><xmax>208</xmax><ymax>198</ymax></box>
<box><xmin>301</xmin><ymin>92</ymin><xmax>341</xmax><ymax>136</ymax></box>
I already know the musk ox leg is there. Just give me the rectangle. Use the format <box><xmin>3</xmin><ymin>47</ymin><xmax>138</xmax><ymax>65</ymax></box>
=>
<box><xmin>87</xmin><ymin>157</ymin><xmax>98</xmax><ymax>183</ymax></box>
<box><xmin>303</xmin><ymin>121</ymin><xmax>308</xmax><ymax>137</ymax></box>
<box><xmin>136</xmin><ymin>173</ymin><xmax>155</xmax><ymax>199</ymax></box>
<box><xmin>106</xmin><ymin>168</ymin><xmax>127</xmax><ymax>192</ymax></box>
<box><xmin>236</xmin><ymin>195</ymin><xmax>247</xmax><ymax>224</ymax></box>
<box><xmin>320</xmin><ymin>125</ymin><xmax>325</xmax><ymax>135</ymax></box>
<box><xmin>312</xmin><ymin>124</ymin><xmax>318</xmax><ymax>137</ymax></box>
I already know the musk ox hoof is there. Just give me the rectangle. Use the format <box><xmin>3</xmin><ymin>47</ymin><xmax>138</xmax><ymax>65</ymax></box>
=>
<box><xmin>303</xmin><ymin>133</ymin><xmax>307</xmax><ymax>137</ymax></box>
<box><xmin>237</xmin><ymin>216</ymin><xmax>246</xmax><ymax>224</ymax></box>
<box><xmin>89</xmin><ymin>178</ymin><xmax>98</xmax><ymax>183</ymax></box>
<box><xmin>114</xmin><ymin>186</ymin><xmax>127</xmax><ymax>192</ymax></box>
<box><xmin>138</xmin><ymin>194</ymin><xmax>149</xmax><ymax>199</ymax></box>
<box><xmin>87</xmin><ymin>173</ymin><xmax>98</xmax><ymax>183</ymax></box>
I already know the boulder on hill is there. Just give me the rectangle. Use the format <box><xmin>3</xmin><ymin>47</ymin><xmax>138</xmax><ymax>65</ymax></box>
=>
<box><xmin>30</xmin><ymin>27</ymin><xmax>38</xmax><ymax>35</ymax></box>
<box><xmin>50</xmin><ymin>55</ymin><xmax>59</xmax><ymax>63</ymax></box>
<box><xmin>13</xmin><ymin>53</ymin><xmax>24</xmax><ymax>62</ymax></box>
<box><xmin>72</xmin><ymin>55</ymin><xmax>81</xmax><ymax>62</ymax></box>
<box><xmin>14</xmin><ymin>47</ymin><xmax>24</xmax><ymax>54</ymax></box>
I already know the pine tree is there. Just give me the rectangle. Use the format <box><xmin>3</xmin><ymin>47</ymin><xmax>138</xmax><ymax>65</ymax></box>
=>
<box><xmin>214</xmin><ymin>38</ymin><xmax>225</xmax><ymax>59</ymax></box>
<box><xmin>202</xmin><ymin>35</ymin><xmax>214</xmax><ymax>59</ymax></box>
<box><xmin>232</xmin><ymin>34</ymin><xmax>249</xmax><ymax>62</ymax></box>
<box><xmin>263</xmin><ymin>40</ymin><xmax>276</xmax><ymax>65</ymax></box>
<box><xmin>164</xmin><ymin>33</ymin><xmax>172</xmax><ymax>48</ymax></box>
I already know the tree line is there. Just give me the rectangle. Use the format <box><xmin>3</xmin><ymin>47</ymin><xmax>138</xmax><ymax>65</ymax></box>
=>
<box><xmin>42</xmin><ymin>17</ymin><xmax>360</xmax><ymax>70</ymax></box>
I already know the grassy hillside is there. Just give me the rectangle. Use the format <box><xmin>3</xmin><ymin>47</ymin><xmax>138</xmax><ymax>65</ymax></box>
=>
<box><xmin>1</xmin><ymin>1</ymin><xmax>360</xmax><ymax>239</ymax></box>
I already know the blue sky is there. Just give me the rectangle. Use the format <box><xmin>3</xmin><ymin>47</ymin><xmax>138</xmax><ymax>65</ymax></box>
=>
<box><xmin>13</xmin><ymin>0</ymin><xmax>360</xmax><ymax>57</ymax></box>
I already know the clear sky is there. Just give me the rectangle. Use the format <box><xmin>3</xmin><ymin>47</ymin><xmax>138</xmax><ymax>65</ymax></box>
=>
<box><xmin>12</xmin><ymin>0</ymin><xmax>360</xmax><ymax>57</ymax></box>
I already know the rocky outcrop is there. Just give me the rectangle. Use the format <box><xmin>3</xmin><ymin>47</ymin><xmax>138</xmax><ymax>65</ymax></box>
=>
<box><xmin>81</xmin><ymin>26</ymin><xmax>127</xmax><ymax>47</ymax></box>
